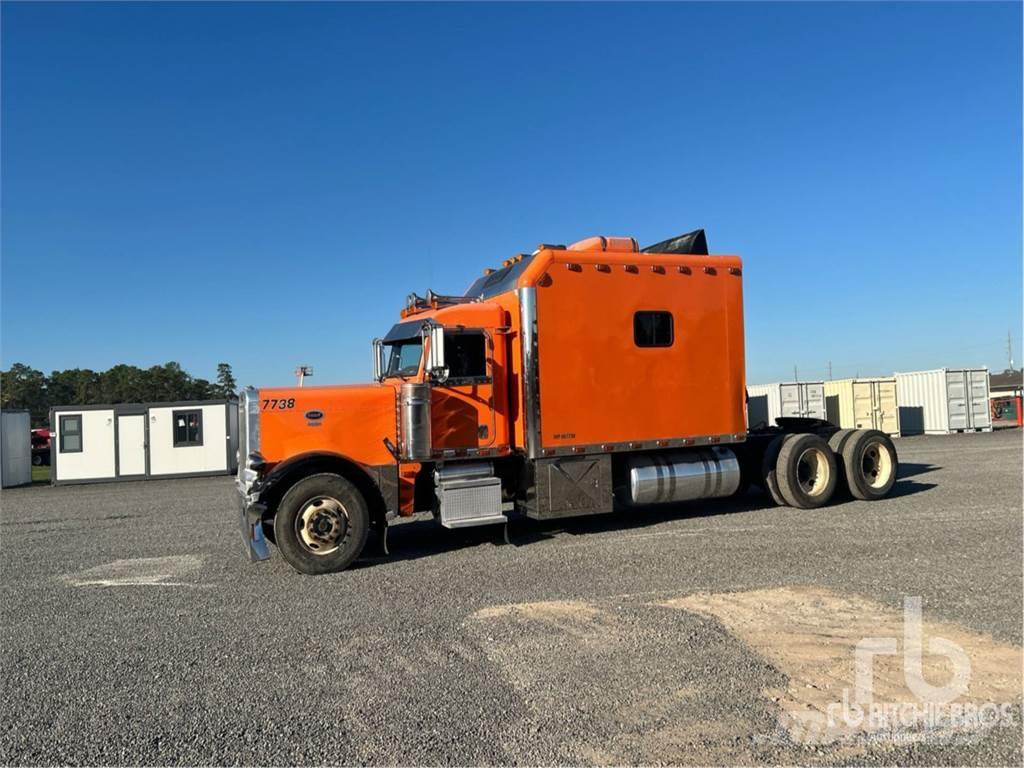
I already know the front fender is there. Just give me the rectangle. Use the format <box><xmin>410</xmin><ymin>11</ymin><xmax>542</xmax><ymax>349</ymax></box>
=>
<box><xmin>255</xmin><ymin>451</ymin><xmax>398</xmax><ymax>521</ymax></box>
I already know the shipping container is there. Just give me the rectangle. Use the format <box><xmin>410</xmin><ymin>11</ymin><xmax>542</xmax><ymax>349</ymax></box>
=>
<box><xmin>50</xmin><ymin>399</ymin><xmax>238</xmax><ymax>485</ymax></box>
<box><xmin>893</xmin><ymin>368</ymin><xmax>992</xmax><ymax>435</ymax></box>
<box><xmin>746</xmin><ymin>381</ymin><xmax>826</xmax><ymax>428</ymax></box>
<box><xmin>1</xmin><ymin>410</ymin><xmax>32</xmax><ymax>488</ymax></box>
<box><xmin>823</xmin><ymin>378</ymin><xmax>901</xmax><ymax>436</ymax></box>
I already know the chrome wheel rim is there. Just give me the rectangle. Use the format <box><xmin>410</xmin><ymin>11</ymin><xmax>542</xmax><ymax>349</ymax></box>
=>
<box><xmin>796</xmin><ymin>447</ymin><xmax>831</xmax><ymax>497</ymax></box>
<box><xmin>296</xmin><ymin>496</ymin><xmax>349</xmax><ymax>556</ymax></box>
<box><xmin>862</xmin><ymin>441</ymin><xmax>894</xmax><ymax>489</ymax></box>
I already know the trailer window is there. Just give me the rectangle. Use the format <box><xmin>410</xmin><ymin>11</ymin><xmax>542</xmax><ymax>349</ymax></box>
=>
<box><xmin>59</xmin><ymin>415</ymin><xmax>83</xmax><ymax>453</ymax></box>
<box><xmin>634</xmin><ymin>311</ymin><xmax>674</xmax><ymax>347</ymax></box>
<box><xmin>446</xmin><ymin>332</ymin><xmax>488</xmax><ymax>382</ymax></box>
<box><xmin>173</xmin><ymin>409</ymin><xmax>204</xmax><ymax>447</ymax></box>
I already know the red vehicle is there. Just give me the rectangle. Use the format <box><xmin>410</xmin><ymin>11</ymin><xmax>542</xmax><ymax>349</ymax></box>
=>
<box><xmin>31</xmin><ymin>428</ymin><xmax>51</xmax><ymax>466</ymax></box>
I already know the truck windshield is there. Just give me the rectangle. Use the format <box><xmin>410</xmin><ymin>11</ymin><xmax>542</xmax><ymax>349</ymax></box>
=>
<box><xmin>384</xmin><ymin>339</ymin><xmax>423</xmax><ymax>378</ymax></box>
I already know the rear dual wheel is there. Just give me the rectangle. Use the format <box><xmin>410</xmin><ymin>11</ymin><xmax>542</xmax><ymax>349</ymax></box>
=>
<box><xmin>840</xmin><ymin>429</ymin><xmax>898</xmax><ymax>501</ymax></box>
<box><xmin>775</xmin><ymin>433</ymin><xmax>839</xmax><ymax>509</ymax></box>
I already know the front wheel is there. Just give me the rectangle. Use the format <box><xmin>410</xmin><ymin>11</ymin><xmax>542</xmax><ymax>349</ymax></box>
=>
<box><xmin>274</xmin><ymin>473</ymin><xmax>370</xmax><ymax>575</ymax></box>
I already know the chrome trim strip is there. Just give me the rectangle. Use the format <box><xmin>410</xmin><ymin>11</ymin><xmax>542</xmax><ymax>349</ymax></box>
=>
<box><xmin>518</xmin><ymin>286</ymin><xmax>541</xmax><ymax>460</ymax></box>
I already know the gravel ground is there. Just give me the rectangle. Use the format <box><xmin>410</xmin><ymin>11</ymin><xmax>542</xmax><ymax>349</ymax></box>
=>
<box><xmin>1</xmin><ymin>430</ymin><xmax>1020</xmax><ymax>766</ymax></box>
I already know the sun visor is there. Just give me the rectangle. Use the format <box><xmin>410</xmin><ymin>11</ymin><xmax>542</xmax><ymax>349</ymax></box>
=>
<box><xmin>641</xmin><ymin>229</ymin><xmax>708</xmax><ymax>255</ymax></box>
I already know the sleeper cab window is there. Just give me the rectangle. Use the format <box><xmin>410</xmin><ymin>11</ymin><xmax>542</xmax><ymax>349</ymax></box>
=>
<box><xmin>173</xmin><ymin>409</ymin><xmax>204</xmax><ymax>447</ymax></box>
<box><xmin>59</xmin><ymin>415</ymin><xmax>83</xmax><ymax>453</ymax></box>
<box><xmin>634</xmin><ymin>311</ymin><xmax>674</xmax><ymax>348</ymax></box>
<box><xmin>445</xmin><ymin>332</ymin><xmax>488</xmax><ymax>381</ymax></box>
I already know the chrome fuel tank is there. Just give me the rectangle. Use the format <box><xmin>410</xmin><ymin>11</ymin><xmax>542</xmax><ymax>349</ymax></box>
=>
<box><xmin>626</xmin><ymin>447</ymin><xmax>741</xmax><ymax>505</ymax></box>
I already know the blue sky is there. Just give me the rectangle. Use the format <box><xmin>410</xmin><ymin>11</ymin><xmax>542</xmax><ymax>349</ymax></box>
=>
<box><xmin>2</xmin><ymin>2</ymin><xmax>1020</xmax><ymax>388</ymax></box>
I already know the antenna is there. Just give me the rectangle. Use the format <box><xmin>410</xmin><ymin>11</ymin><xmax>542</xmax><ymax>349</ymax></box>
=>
<box><xmin>793</xmin><ymin>364</ymin><xmax>799</xmax><ymax>382</ymax></box>
<box><xmin>295</xmin><ymin>366</ymin><xmax>313</xmax><ymax>387</ymax></box>
<box><xmin>827</xmin><ymin>360</ymin><xmax>833</xmax><ymax>381</ymax></box>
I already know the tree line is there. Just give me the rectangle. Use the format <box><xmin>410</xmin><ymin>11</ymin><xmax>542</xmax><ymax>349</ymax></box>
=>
<box><xmin>0</xmin><ymin>362</ymin><xmax>237</xmax><ymax>427</ymax></box>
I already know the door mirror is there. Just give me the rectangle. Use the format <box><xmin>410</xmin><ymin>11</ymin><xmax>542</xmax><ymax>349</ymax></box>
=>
<box><xmin>372</xmin><ymin>338</ymin><xmax>384</xmax><ymax>381</ymax></box>
<box><xmin>425</xmin><ymin>324</ymin><xmax>448</xmax><ymax>382</ymax></box>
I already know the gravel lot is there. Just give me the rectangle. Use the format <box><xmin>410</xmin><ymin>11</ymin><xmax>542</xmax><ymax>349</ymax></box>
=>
<box><xmin>2</xmin><ymin>431</ymin><xmax>1021</xmax><ymax>766</ymax></box>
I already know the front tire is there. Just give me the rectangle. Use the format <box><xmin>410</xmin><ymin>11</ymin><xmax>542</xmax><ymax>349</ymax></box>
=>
<box><xmin>274</xmin><ymin>473</ymin><xmax>369</xmax><ymax>575</ymax></box>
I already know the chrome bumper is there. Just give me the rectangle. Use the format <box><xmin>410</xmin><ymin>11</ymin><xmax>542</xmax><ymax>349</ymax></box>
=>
<box><xmin>236</xmin><ymin>481</ymin><xmax>271</xmax><ymax>562</ymax></box>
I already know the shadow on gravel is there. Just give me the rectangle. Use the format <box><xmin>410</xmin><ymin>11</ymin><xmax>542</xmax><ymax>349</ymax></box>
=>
<box><xmin>898</xmin><ymin>462</ymin><xmax>941</xmax><ymax>479</ymax></box>
<box><xmin>359</xmin><ymin>472</ymin><xmax>941</xmax><ymax>568</ymax></box>
<box><xmin>886</xmin><ymin>479</ymin><xmax>938</xmax><ymax>498</ymax></box>
<box><xmin>357</xmin><ymin>490</ymin><xmax>785</xmax><ymax>568</ymax></box>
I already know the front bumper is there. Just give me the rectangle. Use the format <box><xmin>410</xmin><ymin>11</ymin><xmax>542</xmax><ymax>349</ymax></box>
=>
<box><xmin>236</xmin><ymin>481</ymin><xmax>271</xmax><ymax>562</ymax></box>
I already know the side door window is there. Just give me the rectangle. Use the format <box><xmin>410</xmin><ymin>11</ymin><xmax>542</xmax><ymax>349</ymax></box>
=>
<box><xmin>445</xmin><ymin>332</ymin><xmax>488</xmax><ymax>384</ymax></box>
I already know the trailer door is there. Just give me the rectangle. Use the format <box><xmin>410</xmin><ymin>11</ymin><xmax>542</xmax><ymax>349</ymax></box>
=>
<box><xmin>968</xmin><ymin>369</ymin><xmax>991</xmax><ymax>430</ymax></box>
<box><xmin>803</xmin><ymin>383</ymin><xmax>826</xmax><ymax>419</ymax></box>
<box><xmin>945</xmin><ymin>370</ymin><xmax>970</xmax><ymax>430</ymax></box>
<box><xmin>117</xmin><ymin>414</ymin><xmax>147</xmax><ymax>477</ymax></box>
<box><xmin>780</xmin><ymin>384</ymin><xmax>802</xmax><ymax>418</ymax></box>
<box><xmin>852</xmin><ymin>381</ymin><xmax>874</xmax><ymax>428</ymax></box>
<box><xmin>876</xmin><ymin>380</ymin><xmax>899</xmax><ymax>435</ymax></box>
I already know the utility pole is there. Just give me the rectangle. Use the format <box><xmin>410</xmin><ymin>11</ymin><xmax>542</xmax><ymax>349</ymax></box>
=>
<box><xmin>295</xmin><ymin>365</ymin><xmax>313</xmax><ymax>387</ymax></box>
<box><xmin>1008</xmin><ymin>330</ymin><xmax>1014</xmax><ymax>371</ymax></box>
<box><xmin>827</xmin><ymin>360</ymin><xmax>833</xmax><ymax>381</ymax></box>
<box><xmin>793</xmin><ymin>364</ymin><xmax>799</xmax><ymax>382</ymax></box>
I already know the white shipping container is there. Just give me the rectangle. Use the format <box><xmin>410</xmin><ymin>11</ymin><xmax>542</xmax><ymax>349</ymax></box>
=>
<box><xmin>894</xmin><ymin>368</ymin><xmax>992</xmax><ymax>435</ymax></box>
<box><xmin>746</xmin><ymin>381</ymin><xmax>826</xmax><ymax>428</ymax></box>
<box><xmin>1</xmin><ymin>410</ymin><xmax>32</xmax><ymax>488</ymax></box>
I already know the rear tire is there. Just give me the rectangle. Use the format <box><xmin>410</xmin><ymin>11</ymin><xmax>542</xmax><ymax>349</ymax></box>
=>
<box><xmin>776</xmin><ymin>433</ymin><xmax>838</xmax><ymax>509</ymax></box>
<box><xmin>274</xmin><ymin>473</ymin><xmax>369</xmax><ymax>575</ymax></box>
<box><xmin>760</xmin><ymin>435</ymin><xmax>787</xmax><ymax>506</ymax></box>
<box><xmin>841</xmin><ymin>429</ymin><xmax>898</xmax><ymax>501</ymax></box>
<box><xmin>827</xmin><ymin>429</ymin><xmax>858</xmax><ymax>496</ymax></box>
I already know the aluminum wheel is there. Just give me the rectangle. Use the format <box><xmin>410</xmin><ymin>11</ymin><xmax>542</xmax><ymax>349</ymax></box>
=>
<box><xmin>861</xmin><ymin>440</ymin><xmax>894</xmax><ymax>489</ymax></box>
<box><xmin>796</xmin><ymin>447</ymin><xmax>831</xmax><ymax>497</ymax></box>
<box><xmin>295</xmin><ymin>495</ymin><xmax>350</xmax><ymax>556</ymax></box>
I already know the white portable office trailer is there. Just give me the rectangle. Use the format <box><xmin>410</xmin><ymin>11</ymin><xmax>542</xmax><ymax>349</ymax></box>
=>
<box><xmin>50</xmin><ymin>399</ymin><xmax>238</xmax><ymax>485</ymax></box>
<box><xmin>1</xmin><ymin>410</ymin><xmax>32</xmax><ymax>488</ymax></box>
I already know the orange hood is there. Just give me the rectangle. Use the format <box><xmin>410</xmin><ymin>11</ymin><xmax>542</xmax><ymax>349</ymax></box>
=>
<box><xmin>256</xmin><ymin>382</ymin><xmax>399</xmax><ymax>467</ymax></box>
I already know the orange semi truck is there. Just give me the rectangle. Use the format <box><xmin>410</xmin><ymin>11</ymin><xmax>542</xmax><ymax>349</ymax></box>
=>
<box><xmin>236</xmin><ymin>230</ymin><xmax>899</xmax><ymax>575</ymax></box>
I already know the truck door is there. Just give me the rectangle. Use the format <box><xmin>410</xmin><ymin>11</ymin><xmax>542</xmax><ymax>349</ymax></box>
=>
<box><xmin>430</xmin><ymin>329</ymin><xmax>501</xmax><ymax>453</ymax></box>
